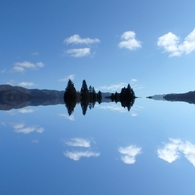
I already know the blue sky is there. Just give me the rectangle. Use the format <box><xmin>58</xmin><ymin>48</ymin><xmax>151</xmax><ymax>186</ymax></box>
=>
<box><xmin>1</xmin><ymin>0</ymin><xmax>195</xmax><ymax>97</ymax></box>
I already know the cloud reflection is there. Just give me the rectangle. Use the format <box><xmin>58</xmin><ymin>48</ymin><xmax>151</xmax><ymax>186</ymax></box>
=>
<box><xmin>59</xmin><ymin>113</ymin><xmax>75</xmax><ymax>121</ymax></box>
<box><xmin>64</xmin><ymin>138</ymin><xmax>91</xmax><ymax>147</ymax></box>
<box><xmin>18</xmin><ymin>108</ymin><xmax>34</xmax><ymax>114</ymax></box>
<box><xmin>12</xmin><ymin>123</ymin><xmax>44</xmax><ymax>134</ymax></box>
<box><xmin>118</xmin><ymin>145</ymin><xmax>142</xmax><ymax>164</ymax></box>
<box><xmin>63</xmin><ymin>137</ymin><xmax>100</xmax><ymax>161</ymax></box>
<box><xmin>157</xmin><ymin>138</ymin><xmax>195</xmax><ymax>166</ymax></box>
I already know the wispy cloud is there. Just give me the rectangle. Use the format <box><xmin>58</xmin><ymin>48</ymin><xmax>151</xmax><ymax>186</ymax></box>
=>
<box><xmin>18</xmin><ymin>108</ymin><xmax>34</xmax><ymax>114</ymax></box>
<box><xmin>64</xmin><ymin>138</ymin><xmax>91</xmax><ymax>148</ymax></box>
<box><xmin>118</xmin><ymin>145</ymin><xmax>142</xmax><ymax>164</ymax></box>
<box><xmin>59</xmin><ymin>74</ymin><xmax>75</xmax><ymax>82</ymax></box>
<box><xmin>12</xmin><ymin>123</ymin><xmax>44</xmax><ymax>134</ymax></box>
<box><xmin>13</xmin><ymin>61</ymin><xmax>44</xmax><ymax>72</ymax></box>
<box><xmin>157</xmin><ymin>28</ymin><xmax>195</xmax><ymax>57</ymax></box>
<box><xmin>65</xmin><ymin>48</ymin><xmax>90</xmax><ymax>57</ymax></box>
<box><xmin>59</xmin><ymin>113</ymin><xmax>75</xmax><ymax>121</ymax></box>
<box><xmin>18</xmin><ymin>82</ymin><xmax>35</xmax><ymax>87</ymax></box>
<box><xmin>118</xmin><ymin>31</ymin><xmax>142</xmax><ymax>50</ymax></box>
<box><xmin>157</xmin><ymin>138</ymin><xmax>195</xmax><ymax>166</ymax></box>
<box><xmin>64</xmin><ymin>34</ymin><xmax>100</xmax><ymax>45</ymax></box>
<box><xmin>97</xmin><ymin>82</ymin><xmax>128</xmax><ymax>92</ymax></box>
<box><xmin>64</xmin><ymin>151</ymin><xmax>100</xmax><ymax>161</ymax></box>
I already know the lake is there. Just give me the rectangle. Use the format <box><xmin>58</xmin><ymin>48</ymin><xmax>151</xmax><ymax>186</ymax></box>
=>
<box><xmin>1</xmin><ymin>98</ymin><xmax>195</xmax><ymax>195</ymax></box>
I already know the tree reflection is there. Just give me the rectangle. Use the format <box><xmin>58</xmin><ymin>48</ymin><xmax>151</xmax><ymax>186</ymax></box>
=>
<box><xmin>64</xmin><ymin>80</ymin><xmax>135</xmax><ymax>116</ymax></box>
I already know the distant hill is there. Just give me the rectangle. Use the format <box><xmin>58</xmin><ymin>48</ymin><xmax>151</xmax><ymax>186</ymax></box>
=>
<box><xmin>148</xmin><ymin>91</ymin><xmax>195</xmax><ymax>105</ymax></box>
<box><xmin>163</xmin><ymin>91</ymin><xmax>195</xmax><ymax>104</ymax></box>
<box><xmin>0</xmin><ymin>85</ymin><xmax>64</xmax><ymax>110</ymax></box>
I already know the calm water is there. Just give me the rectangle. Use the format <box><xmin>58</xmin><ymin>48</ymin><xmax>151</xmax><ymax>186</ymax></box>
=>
<box><xmin>1</xmin><ymin>98</ymin><xmax>195</xmax><ymax>195</ymax></box>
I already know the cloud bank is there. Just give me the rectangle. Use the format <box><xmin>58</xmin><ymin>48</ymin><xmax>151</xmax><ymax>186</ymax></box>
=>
<box><xmin>157</xmin><ymin>29</ymin><xmax>195</xmax><ymax>56</ymax></box>
<box><xmin>118</xmin><ymin>31</ymin><xmax>141</xmax><ymax>50</ymax></box>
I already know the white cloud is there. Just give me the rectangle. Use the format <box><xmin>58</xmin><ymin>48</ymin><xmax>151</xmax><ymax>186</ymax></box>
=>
<box><xmin>97</xmin><ymin>82</ymin><xmax>128</xmax><ymax>92</ymax></box>
<box><xmin>157</xmin><ymin>138</ymin><xmax>195</xmax><ymax>166</ymax></box>
<box><xmin>59</xmin><ymin>113</ymin><xmax>75</xmax><ymax>121</ymax></box>
<box><xmin>59</xmin><ymin>74</ymin><xmax>75</xmax><ymax>82</ymax></box>
<box><xmin>131</xmin><ymin>78</ymin><xmax>138</xmax><ymax>83</ymax></box>
<box><xmin>12</xmin><ymin>123</ymin><xmax>44</xmax><ymax>134</ymax></box>
<box><xmin>130</xmin><ymin>112</ymin><xmax>138</xmax><ymax>117</ymax></box>
<box><xmin>64</xmin><ymin>138</ymin><xmax>91</xmax><ymax>148</ymax></box>
<box><xmin>65</xmin><ymin>48</ymin><xmax>90</xmax><ymax>57</ymax></box>
<box><xmin>157</xmin><ymin>28</ymin><xmax>195</xmax><ymax>56</ymax></box>
<box><xmin>18</xmin><ymin>82</ymin><xmax>34</xmax><ymax>87</ymax></box>
<box><xmin>157</xmin><ymin>139</ymin><xmax>180</xmax><ymax>163</ymax></box>
<box><xmin>118</xmin><ymin>145</ymin><xmax>142</xmax><ymax>164</ymax></box>
<box><xmin>118</xmin><ymin>31</ymin><xmax>141</xmax><ymax>50</ymax></box>
<box><xmin>63</xmin><ymin>151</ymin><xmax>100</xmax><ymax>161</ymax></box>
<box><xmin>64</xmin><ymin>34</ymin><xmax>100</xmax><ymax>45</ymax></box>
<box><xmin>13</xmin><ymin>61</ymin><xmax>44</xmax><ymax>72</ymax></box>
<box><xmin>18</xmin><ymin>108</ymin><xmax>34</xmax><ymax>114</ymax></box>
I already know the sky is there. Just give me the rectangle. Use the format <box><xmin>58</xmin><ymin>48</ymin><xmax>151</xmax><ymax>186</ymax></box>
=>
<box><xmin>1</xmin><ymin>0</ymin><xmax>195</xmax><ymax>97</ymax></box>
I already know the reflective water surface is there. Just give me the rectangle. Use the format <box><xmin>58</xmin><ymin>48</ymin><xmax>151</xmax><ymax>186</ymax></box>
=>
<box><xmin>1</xmin><ymin>98</ymin><xmax>195</xmax><ymax>195</ymax></box>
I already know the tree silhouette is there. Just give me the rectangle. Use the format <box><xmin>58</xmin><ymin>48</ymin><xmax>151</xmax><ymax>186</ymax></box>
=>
<box><xmin>64</xmin><ymin>79</ymin><xmax>77</xmax><ymax>115</ymax></box>
<box><xmin>80</xmin><ymin>80</ymin><xmax>90</xmax><ymax>115</ymax></box>
<box><xmin>110</xmin><ymin>84</ymin><xmax>135</xmax><ymax>111</ymax></box>
<box><xmin>63</xmin><ymin>80</ymin><xmax>134</xmax><ymax>115</ymax></box>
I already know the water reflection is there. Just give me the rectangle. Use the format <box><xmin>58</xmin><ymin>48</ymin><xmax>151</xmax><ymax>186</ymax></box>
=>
<box><xmin>118</xmin><ymin>145</ymin><xmax>142</xmax><ymax>164</ymax></box>
<box><xmin>62</xmin><ymin>137</ymin><xmax>100</xmax><ymax>161</ymax></box>
<box><xmin>158</xmin><ymin>138</ymin><xmax>195</xmax><ymax>166</ymax></box>
<box><xmin>12</xmin><ymin>122</ymin><xmax>44</xmax><ymax>134</ymax></box>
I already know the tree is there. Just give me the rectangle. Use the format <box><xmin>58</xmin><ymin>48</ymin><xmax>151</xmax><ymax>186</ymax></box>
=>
<box><xmin>64</xmin><ymin>79</ymin><xmax>77</xmax><ymax>115</ymax></box>
<box><xmin>80</xmin><ymin>80</ymin><xmax>89</xmax><ymax>101</ymax></box>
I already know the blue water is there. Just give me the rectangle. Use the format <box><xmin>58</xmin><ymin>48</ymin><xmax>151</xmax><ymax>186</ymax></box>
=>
<box><xmin>1</xmin><ymin>98</ymin><xmax>195</xmax><ymax>195</ymax></box>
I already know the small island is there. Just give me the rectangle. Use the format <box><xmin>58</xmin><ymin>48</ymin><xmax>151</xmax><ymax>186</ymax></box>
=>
<box><xmin>64</xmin><ymin>79</ymin><xmax>136</xmax><ymax>115</ymax></box>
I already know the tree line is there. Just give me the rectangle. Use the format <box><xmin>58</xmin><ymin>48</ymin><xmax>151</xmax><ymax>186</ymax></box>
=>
<box><xmin>64</xmin><ymin>79</ymin><xmax>135</xmax><ymax>116</ymax></box>
<box><xmin>64</xmin><ymin>79</ymin><xmax>102</xmax><ymax>115</ymax></box>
